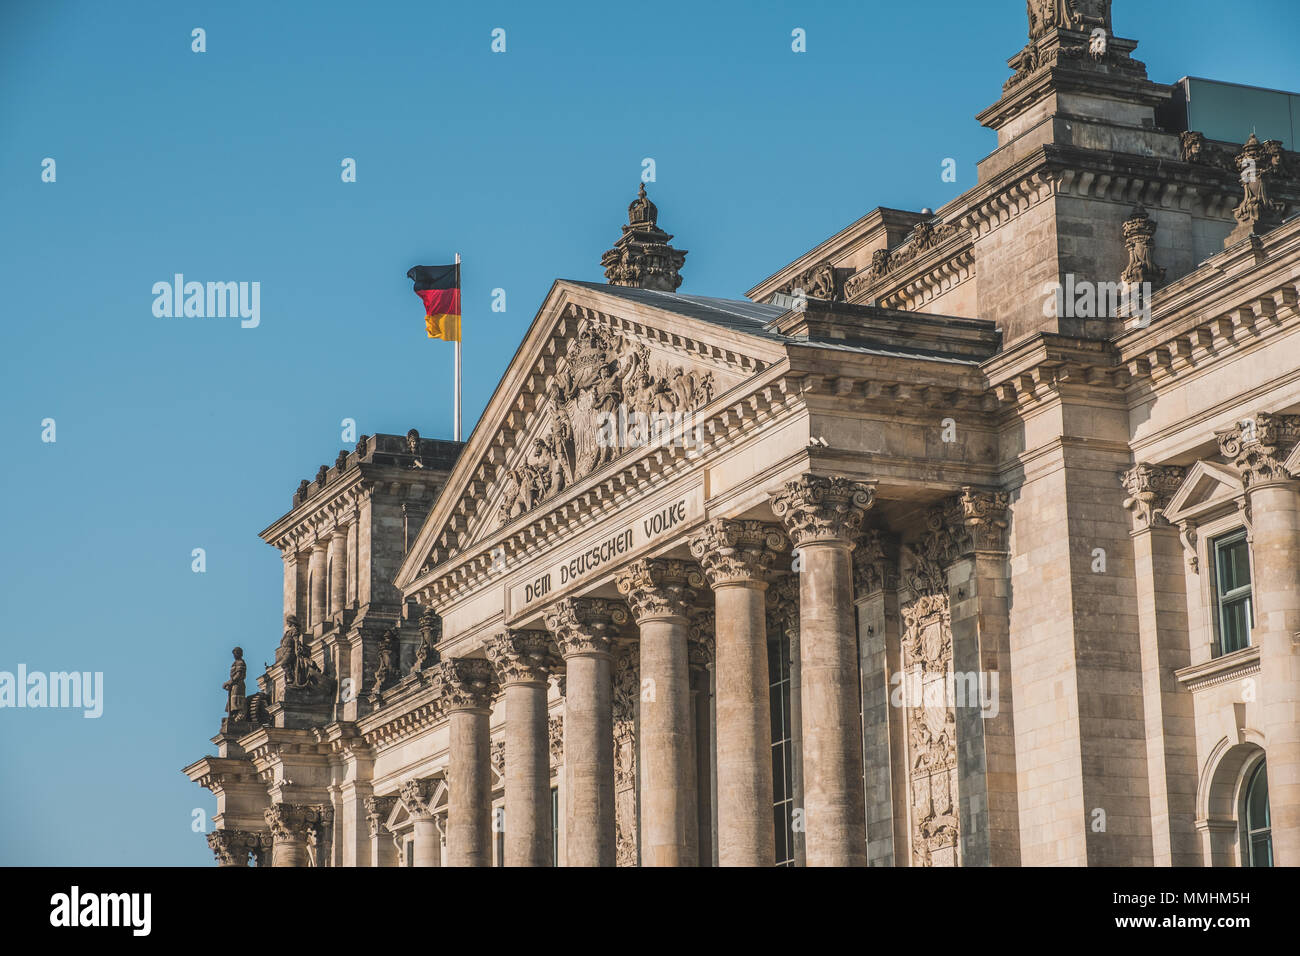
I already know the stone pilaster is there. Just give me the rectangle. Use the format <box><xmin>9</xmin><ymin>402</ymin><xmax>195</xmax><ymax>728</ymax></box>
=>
<box><xmin>264</xmin><ymin>803</ymin><xmax>324</xmax><ymax>867</ymax></box>
<box><xmin>1121</xmin><ymin>463</ymin><xmax>1200</xmax><ymax>866</ymax></box>
<box><xmin>943</xmin><ymin>488</ymin><xmax>1021</xmax><ymax>867</ymax></box>
<box><xmin>206</xmin><ymin>828</ymin><xmax>261</xmax><ymax>867</ymax></box>
<box><xmin>688</xmin><ymin>518</ymin><xmax>787</xmax><ymax>866</ymax></box>
<box><xmin>615</xmin><ymin>558</ymin><xmax>704</xmax><ymax>867</ymax></box>
<box><xmin>328</xmin><ymin>526</ymin><xmax>348</xmax><ymax>618</ymax></box>
<box><xmin>1218</xmin><ymin>414</ymin><xmax>1300</xmax><ymax>865</ymax></box>
<box><xmin>364</xmin><ymin>794</ymin><xmax>398</xmax><ymax>867</ymax></box>
<box><xmin>542</xmin><ymin>598</ymin><xmax>628</xmax><ymax>866</ymax></box>
<box><xmin>852</xmin><ymin>529</ymin><xmax>903</xmax><ymax>867</ymax></box>
<box><xmin>770</xmin><ymin>474</ymin><xmax>875</xmax><ymax>867</ymax></box>
<box><xmin>308</xmin><ymin>540</ymin><xmax>328</xmax><ymax>629</ymax></box>
<box><xmin>485</xmin><ymin>630</ymin><xmax>558</xmax><ymax>867</ymax></box>
<box><xmin>438</xmin><ymin>658</ymin><xmax>498</xmax><ymax>867</ymax></box>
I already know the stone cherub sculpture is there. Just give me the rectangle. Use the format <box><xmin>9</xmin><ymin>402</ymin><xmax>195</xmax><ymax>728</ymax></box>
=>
<box><xmin>223</xmin><ymin>647</ymin><xmax>247</xmax><ymax>721</ymax></box>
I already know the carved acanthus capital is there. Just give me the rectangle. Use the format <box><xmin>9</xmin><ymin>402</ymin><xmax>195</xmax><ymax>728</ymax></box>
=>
<box><xmin>363</xmin><ymin>794</ymin><xmax>397</xmax><ymax>838</ymax></box>
<box><xmin>615</xmin><ymin>558</ymin><xmax>704</xmax><ymax>621</ymax></box>
<box><xmin>542</xmin><ymin>597</ymin><xmax>628</xmax><ymax>658</ymax></box>
<box><xmin>1217</xmin><ymin>413</ymin><xmax>1300</xmax><ymax>490</ymax></box>
<box><xmin>943</xmin><ymin>487</ymin><xmax>1012</xmax><ymax>555</ymax></box>
<box><xmin>687</xmin><ymin>519</ymin><xmax>786</xmax><ymax>588</ymax></box>
<box><xmin>397</xmin><ymin>779</ymin><xmax>438</xmax><ymax>821</ymax></box>
<box><xmin>904</xmin><ymin>506</ymin><xmax>957</xmax><ymax>598</ymax></box>
<box><xmin>485</xmin><ymin>629</ymin><xmax>558</xmax><ymax>685</ymax></box>
<box><xmin>765</xmin><ymin>575</ymin><xmax>800</xmax><ymax>637</ymax></box>
<box><xmin>1120</xmin><ymin>463</ymin><xmax>1187</xmax><ymax>529</ymax></box>
<box><xmin>548</xmin><ymin>715</ymin><xmax>564</xmax><ymax>767</ymax></box>
<box><xmin>769</xmin><ymin>475</ymin><xmax>876</xmax><ymax>547</ymax></box>
<box><xmin>853</xmin><ymin>529</ymin><xmax>900</xmax><ymax>597</ymax></box>
<box><xmin>435</xmin><ymin>658</ymin><xmax>499</xmax><ymax>712</ymax></box>
<box><xmin>264</xmin><ymin>803</ymin><xmax>324</xmax><ymax>843</ymax></box>
<box><xmin>206</xmin><ymin>829</ymin><xmax>261</xmax><ymax>866</ymax></box>
<box><xmin>687</xmin><ymin>608</ymin><xmax>716</xmax><ymax>667</ymax></box>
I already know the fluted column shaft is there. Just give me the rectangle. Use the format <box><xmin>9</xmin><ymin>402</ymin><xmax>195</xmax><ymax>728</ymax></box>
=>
<box><xmin>772</xmin><ymin>475</ymin><xmax>876</xmax><ymax>867</ymax></box>
<box><xmin>544</xmin><ymin>598</ymin><xmax>627</xmax><ymax>867</ymax></box>
<box><xmin>439</xmin><ymin>658</ymin><xmax>498</xmax><ymax>867</ymax></box>
<box><xmin>690</xmin><ymin>519</ymin><xmax>787</xmax><ymax>866</ymax></box>
<box><xmin>487</xmin><ymin>630</ymin><xmax>557</xmax><ymax>866</ymax></box>
<box><xmin>328</xmin><ymin>527</ymin><xmax>348</xmax><ymax>617</ymax></box>
<box><xmin>308</xmin><ymin>541</ymin><xmax>328</xmax><ymax>628</ymax></box>
<box><xmin>617</xmin><ymin>559</ymin><xmax>702</xmax><ymax>867</ymax></box>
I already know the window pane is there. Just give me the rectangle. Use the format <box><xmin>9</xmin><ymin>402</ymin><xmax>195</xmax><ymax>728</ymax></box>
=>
<box><xmin>1250</xmin><ymin>835</ymin><xmax>1273</xmax><ymax>867</ymax></box>
<box><xmin>1221</xmin><ymin>597</ymin><xmax>1251</xmax><ymax>653</ymax></box>
<box><xmin>1247</xmin><ymin>764</ymin><xmax>1270</xmax><ymax>828</ymax></box>
<box><xmin>1217</xmin><ymin>537</ymin><xmax>1251</xmax><ymax>593</ymax></box>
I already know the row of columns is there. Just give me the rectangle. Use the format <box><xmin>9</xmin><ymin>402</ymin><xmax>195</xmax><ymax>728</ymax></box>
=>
<box><xmin>286</xmin><ymin>524</ymin><xmax>353</xmax><ymax>630</ymax></box>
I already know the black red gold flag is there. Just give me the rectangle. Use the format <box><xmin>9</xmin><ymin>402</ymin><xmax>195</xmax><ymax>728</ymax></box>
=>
<box><xmin>407</xmin><ymin>263</ymin><xmax>461</xmax><ymax>341</ymax></box>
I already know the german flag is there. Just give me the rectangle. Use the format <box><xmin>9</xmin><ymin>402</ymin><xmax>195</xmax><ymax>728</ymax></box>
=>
<box><xmin>407</xmin><ymin>263</ymin><xmax>461</xmax><ymax>341</ymax></box>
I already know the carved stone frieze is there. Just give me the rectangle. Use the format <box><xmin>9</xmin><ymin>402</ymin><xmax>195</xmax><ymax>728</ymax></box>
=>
<box><xmin>765</xmin><ymin>575</ymin><xmax>800</xmax><ymax>638</ymax></box>
<box><xmin>782</xmin><ymin>260</ymin><xmax>839</xmax><ymax>302</ymax></box>
<box><xmin>542</xmin><ymin>597</ymin><xmax>628</xmax><ymax>658</ymax></box>
<box><xmin>610</xmin><ymin>641</ymin><xmax>639</xmax><ymax>867</ymax></box>
<box><xmin>548</xmin><ymin>715</ymin><xmax>564</xmax><ymax>767</ymax></box>
<box><xmin>853</xmin><ymin>528</ymin><xmax>900</xmax><ymax>598</ymax></box>
<box><xmin>1217</xmin><ymin>413</ymin><xmax>1300</xmax><ymax>490</ymax></box>
<box><xmin>687</xmin><ymin>519</ymin><xmax>787</xmax><ymax>588</ymax></box>
<box><xmin>615</xmin><ymin>558</ymin><xmax>704</xmax><ymax>622</ymax></box>
<box><xmin>485</xmin><ymin>629</ymin><xmax>558</xmax><ymax>685</ymax></box>
<box><xmin>904</xmin><ymin>506</ymin><xmax>957</xmax><ymax>598</ymax></box>
<box><xmin>770</xmin><ymin>474</ymin><xmax>877</xmax><ymax>547</ymax></box>
<box><xmin>1120</xmin><ymin>463</ymin><xmax>1187</xmax><ymax>529</ymax></box>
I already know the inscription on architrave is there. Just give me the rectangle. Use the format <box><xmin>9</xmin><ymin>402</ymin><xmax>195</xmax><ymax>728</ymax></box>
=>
<box><xmin>611</xmin><ymin>641</ymin><xmax>639</xmax><ymax>867</ymax></box>
<box><xmin>901</xmin><ymin>591</ymin><xmax>960</xmax><ymax>867</ymax></box>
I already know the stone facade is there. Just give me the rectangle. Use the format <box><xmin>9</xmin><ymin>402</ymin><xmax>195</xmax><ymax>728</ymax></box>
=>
<box><xmin>187</xmin><ymin>4</ymin><xmax>1300</xmax><ymax>866</ymax></box>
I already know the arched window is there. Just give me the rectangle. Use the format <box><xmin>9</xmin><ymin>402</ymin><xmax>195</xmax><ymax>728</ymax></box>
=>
<box><xmin>1244</xmin><ymin>761</ymin><xmax>1272</xmax><ymax>867</ymax></box>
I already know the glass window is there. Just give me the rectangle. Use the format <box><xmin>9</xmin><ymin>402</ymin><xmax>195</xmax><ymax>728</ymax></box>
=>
<box><xmin>1214</xmin><ymin>532</ymin><xmax>1253</xmax><ymax>655</ymax></box>
<box><xmin>1245</xmin><ymin>761</ymin><xmax>1272</xmax><ymax>867</ymax></box>
<box><xmin>769</xmin><ymin>625</ymin><xmax>794</xmax><ymax>866</ymax></box>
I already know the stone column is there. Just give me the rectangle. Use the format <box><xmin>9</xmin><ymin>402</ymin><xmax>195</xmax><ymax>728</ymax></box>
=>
<box><xmin>771</xmin><ymin>474</ymin><xmax>876</xmax><ymax>867</ymax></box>
<box><xmin>1121</xmin><ymin>464</ymin><xmax>1200</xmax><ymax>866</ymax></box>
<box><xmin>282</xmin><ymin>551</ymin><xmax>300</xmax><ymax>623</ymax></box>
<box><xmin>308</xmin><ymin>540</ymin><xmax>328</xmax><ymax>629</ymax></box>
<box><xmin>543</xmin><ymin>598</ymin><xmax>627</xmax><ymax>867</ymax></box>
<box><xmin>1219</xmin><ymin>414</ymin><xmax>1300</xmax><ymax>865</ymax></box>
<box><xmin>264</xmin><ymin>804</ymin><xmax>322</xmax><ymax>867</ymax></box>
<box><xmin>398</xmin><ymin>779</ymin><xmax>441</xmax><ymax>867</ymax></box>
<box><xmin>688</xmin><ymin>519</ymin><xmax>787</xmax><ymax>867</ymax></box>
<box><xmin>206</xmin><ymin>829</ymin><xmax>261</xmax><ymax>867</ymax></box>
<box><xmin>485</xmin><ymin>630</ymin><xmax>558</xmax><ymax>867</ymax></box>
<box><xmin>615</xmin><ymin>558</ymin><xmax>703</xmax><ymax>867</ymax></box>
<box><xmin>439</xmin><ymin>658</ymin><xmax>498</xmax><ymax>867</ymax></box>
<box><xmin>328</xmin><ymin>526</ymin><xmax>348</xmax><ymax>618</ymax></box>
<box><xmin>943</xmin><ymin>488</ymin><xmax>1022</xmax><ymax>867</ymax></box>
<box><xmin>688</xmin><ymin>611</ymin><xmax>716</xmax><ymax>866</ymax></box>
<box><xmin>364</xmin><ymin>795</ymin><xmax>398</xmax><ymax>867</ymax></box>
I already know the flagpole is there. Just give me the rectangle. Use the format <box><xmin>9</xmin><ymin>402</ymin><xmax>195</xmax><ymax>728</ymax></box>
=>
<box><xmin>454</xmin><ymin>252</ymin><xmax>462</xmax><ymax>442</ymax></box>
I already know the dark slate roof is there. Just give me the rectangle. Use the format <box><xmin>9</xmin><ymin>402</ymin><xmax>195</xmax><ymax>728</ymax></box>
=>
<box><xmin>564</xmin><ymin>280</ymin><xmax>789</xmax><ymax>340</ymax></box>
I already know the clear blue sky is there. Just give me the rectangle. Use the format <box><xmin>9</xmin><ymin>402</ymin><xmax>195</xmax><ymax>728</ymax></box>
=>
<box><xmin>1</xmin><ymin>0</ymin><xmax>1295</xmax><ymax>865</ymax></box>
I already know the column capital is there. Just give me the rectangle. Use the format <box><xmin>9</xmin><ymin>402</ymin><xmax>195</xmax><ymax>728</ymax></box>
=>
<box><xmin>1120</xmin><ymin>463</ymin><xmax>1187</xmax><ymax>530</ymax></box>
<box><xmin>853</xmin><ymin>528</ymin><xmax>900</xmax><ymax>598</ymax></box>
<box><xmin>435</xmin><ymin>658</ymin><xmax>498</xmax><ymax>713</ymax></box>
<box><xmin>206</xmin><ymin>829</ymin><xmax>262</xmax><ymax>866</ymax></box>
<box><xmin>1217</xmin><ymin>412</ymin><xmax>1300</xmax><ymax>491</ymax></box>
<box><xmin>943</xmin><ymin>486</ymin><xmax>1012</xmax><ymax>555</ymax></box>
<box><xmin>264</xmin><ymin>803</ymin><xmax>325</xmax><ymax>842</ymax></box>
<box><xmin>615</xmin><ymin>558</ymin><xmax>704</xmax><ymax>621</ymax></box>
<box><xmin>398</xmin><ymin>778</ymin><xmax>438</xmax><ymax>821</ymax></box>
<box><xmin>485</xmin><ymin>629</ymin><xmax>558</xmax><ymax>685</ymax></box>
<box><xmin>542</xmin><ymin>597</ymin><xmax>628</xmax><ymax>658</ymax></box>
<box><xmin>687</xmin><ymin>518</ymin><xmax>787</xmax><ymax>587</ymax></box>
<box><xmin>770</xmin><ymin>474</ymin><xmax>876</xmax><ymax>547</ymax></box>
<box><xmin>363</xmin><ymin>794</ymin><xmax>397</xmax><ymax>837</ymax></box>
<box><xmin>687</xmin><ymin>608</ymin><xmax>715</xmax><ymax>667</ymax></box>
<box><xmin>765</xmin><ymin>575</ymin><xmax>799</xmax><ymax>635</ymax></box>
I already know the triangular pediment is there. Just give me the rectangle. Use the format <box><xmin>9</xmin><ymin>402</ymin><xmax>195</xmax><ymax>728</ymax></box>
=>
<box><xmin>395</xmin><ymin>280</ymin><xmax>789</xmax><ymax>599</ymax></box>
<box><xmin>1163</xmin><ymin>459</ymin><xmax>1245</xmax><ymax>526</ymax></box>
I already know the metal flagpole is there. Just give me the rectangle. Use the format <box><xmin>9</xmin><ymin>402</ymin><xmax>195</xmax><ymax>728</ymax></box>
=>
<box><xmin>454</xmin><ymin>252</ymin><xmax>462</xmax><ymax>441</ymax></box>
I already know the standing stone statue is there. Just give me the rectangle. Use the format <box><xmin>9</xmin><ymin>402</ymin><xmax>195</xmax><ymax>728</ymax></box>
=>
<box><xmin>371</xmin><ymin>625</ymin><xmax>400</xmax><ymax>695</ymax></box>
<box><xmin>1027</xmin><ymin>0</ymin><xmax>1111</xmax><ymax>39</ymax></box>
<box><xmin>223</xmin><ymin>647</ymin><xmax>247</xmax><ymax>721</ymax></box>
<box><xmin>275</xmin><ymin>617</ymin><xmax>299</xmax><ymax>682</ymax></box>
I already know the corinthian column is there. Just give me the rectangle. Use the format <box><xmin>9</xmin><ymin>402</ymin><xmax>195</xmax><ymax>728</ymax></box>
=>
<box><xmin>438</xmin><ymin>658</ymin><xmax>499</xmax><ymax>867</ymax></box>
<box><xmin>206</xmin><ymin>829</ymin><xmax>261</xmax><ymax>867</ymax></box>
<box><xmin>616</xmin><ymin>558</ymin><xmax>704</xmax><ymax>867</ymax></box>
<box><xmin>485</xmin><ymin>630</ymin><xmax>559</xmax><ymax>867</ymax></box>
<box><xmin>308</xmin><ymin>540</ymin><xmax>328</xmax><ymax>628</ymax></box>
<box><xmin>264</xmin><ymin>803</ymin><xmax>323</xmax><ymax>867</ymax></box>
<box><xmin>328</xmin><ymin>526</ymin><xmax>348</xmax><ymax>617</ymax></box>
<box><xmin>1219</xmin><ymin>413</ymin><xmax>1300</xmax><ymax>865</ymax></box>
<box><xmin>688</xmin><ymin>518</ymin><xmax>787</xmax><ymax>866</ymax></box>
<box><xmin>543</xmin><ymin>597</ymin><xmax>628</xmax><ymax>867</ymax></box>
<box><xmin>398</xmin><ymin>779</ymin><xmax>441</xmax><ymax>867</ymax></box>
<box><xmin>771</xmin><ymin>474</ymin><xmax>876</xmax><ymax>867</ymax></box>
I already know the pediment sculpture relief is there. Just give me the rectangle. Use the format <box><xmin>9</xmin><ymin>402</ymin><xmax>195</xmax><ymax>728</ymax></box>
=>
<box><xmin>497</xmin><ymin>319</ymin><xmax>716</xmax><ymax>525</ymax></box>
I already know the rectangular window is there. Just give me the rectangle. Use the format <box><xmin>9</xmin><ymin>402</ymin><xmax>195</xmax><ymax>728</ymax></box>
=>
<box><xmin>495</xmin><ymin>808</ymin><xmax>505</xmax><ymax>867</ymax></box>
<box><xmin>769</xmin><ymin>627</ymin><xmax>794</xmax><ymax>867</ymax></box>
<box><xmin>404</xmin><ymin>838</ymin><xmax>413</xmax><ymax>867</ymax></box>
<box><xmin>1214</xmin><ymin>531</ymin><xmax>1253</xmax><ymax>655</ymax></box>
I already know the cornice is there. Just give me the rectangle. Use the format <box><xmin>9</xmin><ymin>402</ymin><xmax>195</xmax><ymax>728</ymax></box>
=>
<box><xmin>1175</xmin><ymin>644</ymin><xmax>1261</xmax><ymax>692</ymax></box>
